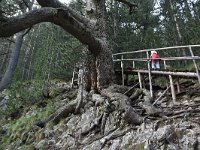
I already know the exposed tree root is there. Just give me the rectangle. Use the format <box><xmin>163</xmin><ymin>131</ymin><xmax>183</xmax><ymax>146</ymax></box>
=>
<box><xmin>33</xmin><ymin>82</ymin><xmax>200</xmax><ymax>149</ymax></box>
<box><xmin>35</xmin><ymin>100</ymin><xmax>77</xmax><ymax>127</ymax></box>
<box><xmin>35</xmin><ymin>87</ymin><xmax>88</xmax><ymax>127</ymax></box>
<box><xmin>75</xmin><ymin>85</ymin><xmax>84</xmax><ymax>114</ymax></box>
<box><xmin>99</xmin><ymin>128</ymin><xmax>135</xmax><ymax>150</ymax></box>
<box><xmin>81</xmin><ymin>114</ymin><xmax>103</xmax><ymax>136</ymax></box>
<box><xmin>101</xmin><ymin>86</ymin><xmax>143</xmax><ymax>125</ymax></box>
<box><xmin>79</xmin><ymin>127</ymin><xmax>118</xmax><ymax>149</ymax></box>
<box><xmin>129</xmin><ymin>88</ymin><xmax>143</xmax><ymax>101</ymax></box>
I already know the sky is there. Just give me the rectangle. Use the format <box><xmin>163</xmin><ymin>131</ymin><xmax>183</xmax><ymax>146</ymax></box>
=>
<box><xmin>59</xmin><ymin>0</ymin><xmax>72</xmax><ymax>3</ymax></box>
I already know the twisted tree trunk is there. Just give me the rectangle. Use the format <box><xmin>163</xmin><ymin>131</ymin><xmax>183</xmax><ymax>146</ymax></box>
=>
<box><xmin>0</xmin><ymin>0</ymin><xmax>137</xmax><ymax>91</ymax></box>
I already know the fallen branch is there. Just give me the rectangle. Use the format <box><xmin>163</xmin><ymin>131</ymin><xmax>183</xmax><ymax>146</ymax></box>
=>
<box><xmin>153</xmin><ymin>86</ymin><xmax>171</xmax><ymax>106</ymax></box>
<box><xmin>123</xmin><ymin>82</ymin><xmax>139</xmax><ymax>96</ymax></box>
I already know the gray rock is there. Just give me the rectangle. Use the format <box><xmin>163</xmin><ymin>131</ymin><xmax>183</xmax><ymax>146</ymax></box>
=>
<box><xmin>35</xmin><ymin>139</ymin><xmax>46</xmax><ymax>149</ymax></box>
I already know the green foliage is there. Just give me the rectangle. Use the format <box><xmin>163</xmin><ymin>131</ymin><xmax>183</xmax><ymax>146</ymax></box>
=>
<box><xmin>107</xmin><ymin>0</ymin><xmax>200</xmax><ymax>56</ymax></box>
<box><xmin>0</xmin><ymin>80</ymin><xmax>43</xmax><ymax>118</ymax></box>
<box><xmin>1</xmin><ymin>100</ymin><xmax>55</xmax><ymax>147</ymax></box>
<box><xmin>0</xmin><ymin>0</ymin><xmax>19</xmax><ymax>16</ymax></box>
<box><xmin>13</xmin><ymin>23</ymin><xmax>83</xmax><ymax>82</ymax></box>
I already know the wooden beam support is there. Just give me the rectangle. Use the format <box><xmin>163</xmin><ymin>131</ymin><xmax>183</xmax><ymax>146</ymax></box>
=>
<box><xmin>176</xmin><ymin>78</ymin><xmax>180</xmax><ymax>93</ymax></box>
<box><xmin>169</xmin><ymin>75</ymin><xmax>176</xmax><ymax>103</ymax></box>
<box><xmin>138</xmin><ymin>72</ymin><xmax>142</xmax><ymax>89</ymax></box>
<box><xmin>130</xmin><ymin>70</ymin><xmax>197</xmax><ymax>78</ymax></box>
<box><xmin>121</xmin><ymin>55</ymin><xmax>124</xmax><ymax>86</ymax></box>
<box><xmin>189</xmin><ymin>45</ymin><xmax>200</xmax><ymax>83</ymax></box>
<box><xmin>132</xmin><ymin>61</ymin><xmax>135</xmax><ymax>68</ymax></box>
<box><xmin>146</xmin><ymin>51</ymin><xmax>153</xmax><ymax>97</ymax></box>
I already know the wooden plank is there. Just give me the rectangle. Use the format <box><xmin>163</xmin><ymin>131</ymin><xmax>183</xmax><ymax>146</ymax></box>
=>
<box><xmin>130</xmin><ymin>69</ymin><xmax>197</xmax><ymax>78</ymax></box>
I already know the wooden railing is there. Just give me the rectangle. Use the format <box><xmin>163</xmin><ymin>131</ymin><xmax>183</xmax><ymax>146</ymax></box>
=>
<box><xmin>113</xmin><ymin>45</ymin><xmax>200</xmax><ymax>100</ymax></box>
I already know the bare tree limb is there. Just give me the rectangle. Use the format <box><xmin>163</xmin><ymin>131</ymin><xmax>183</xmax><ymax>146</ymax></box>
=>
<box><xmin>0</xmin><ymin>7</ymin><xmax>98</xmax><ymax>50</ymax></box>
<box><xmin>36</xmin><ymin>0</ymin><xmax>91</xmax><ymax>26</ymax></box>
<box><xmin>115</xmin><ymin>0</ymin><xmax>138</xmax><ymax>14</ymax></box>
<box><xmin>0</xmin><ymin>8</ymin><xmax>56</xmax><ymax>37</ymax></box>
<box><xmin>6</xmin><ymin>38</ymin><xmax>15</xmax><ymax>43</ymax></box>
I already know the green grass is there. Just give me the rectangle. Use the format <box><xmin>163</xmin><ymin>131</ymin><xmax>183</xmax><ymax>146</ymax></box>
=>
<box><xmin>1</xmin><ymin>100</ymin><xmax>55</xmax><ymax>148</ymax></box>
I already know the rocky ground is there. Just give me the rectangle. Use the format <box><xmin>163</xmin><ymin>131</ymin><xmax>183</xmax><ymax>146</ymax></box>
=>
<box><xmin>0</xmin><ymin>79</ymin><xmax>200</xmax><ymax>150</ymax></box>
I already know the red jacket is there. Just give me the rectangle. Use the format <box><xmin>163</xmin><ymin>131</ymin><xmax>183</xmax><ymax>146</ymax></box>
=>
<box><xmin>151</xmin><ymin>53</ymin><xmax>160</xmax><ymax>62</ymax></box>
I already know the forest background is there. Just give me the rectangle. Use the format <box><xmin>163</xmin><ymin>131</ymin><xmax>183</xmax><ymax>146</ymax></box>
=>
<box><xmin>1</xmin><ymin>0</ymin><xmax>200</xmax><ymax>148</ymax></box>
<box><xmin>0</xmin><ymin>0</ymin><xmax>200</xmax><ymax>91</ymax></box>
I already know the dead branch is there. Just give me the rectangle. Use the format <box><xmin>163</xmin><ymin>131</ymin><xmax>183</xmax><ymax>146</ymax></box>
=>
<box><xmin>115</xmin><ymin>0</ymin><xmax>137</xmax><ymax>14</ymax></box>
<box><xmin>123</xmin><ymin>82</ymin><xmax>139</xmax><ymax>96</ymax></box>
<box><xmin>153</xmin><ymin>86</ymin><xmax>171</xmax><ymax>106</ymax></box>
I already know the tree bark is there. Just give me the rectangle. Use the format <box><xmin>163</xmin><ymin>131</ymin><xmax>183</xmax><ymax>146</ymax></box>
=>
<box><xmin>169</xmin><ymin>0</ymin><xmax>186</xmax><ymax>57</ymax></box>
<box><xmin>85</xmin><ymin>0</ymin><xmax>114</xmax><ymax>90</ymax></box>
<box><xmin>0</xmin><ymin>31</ymin><xmax>24</xmax><ymax>91</ymax></box>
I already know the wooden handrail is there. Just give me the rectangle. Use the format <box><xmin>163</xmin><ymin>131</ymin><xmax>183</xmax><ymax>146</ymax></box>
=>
<box><xmin>113</xmin><ymin>56</ymin><xmax>200</xmax><ymax>62</ymax></box>
<box><xmin>113</xmin><ymin>44</ymin><xmax>200</xmax><ymax>86</ymax></box>
<box><xmin>113</xmin><ymin>45</ymin><xmax>200</xmax><ymax>56</ymax></box>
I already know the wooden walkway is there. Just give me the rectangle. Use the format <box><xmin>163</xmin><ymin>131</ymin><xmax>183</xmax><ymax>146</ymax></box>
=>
<box><xmin>113</xmin><ymin>45</ymin><xmax>200</xmax><ymax>102</ymax></box>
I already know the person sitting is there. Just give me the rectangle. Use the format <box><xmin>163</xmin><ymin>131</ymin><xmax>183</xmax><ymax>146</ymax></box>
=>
<box><xmin>150</xmin><ymin>50</ymin><xmax>160</xmax><ymax>70</ymax></box>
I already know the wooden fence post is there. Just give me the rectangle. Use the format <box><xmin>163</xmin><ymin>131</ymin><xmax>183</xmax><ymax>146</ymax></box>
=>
<box><xmin>132</xmin><ymin>61</ymin><xmax>135</xmax><ymax>68</ymax></box>
<box><xmin>164</xmin><ymin>60</ymin><xmax>167</xmax><ymax>69</ymax></box>
<box><xmin>169</xmin><ymin>75</ymin><xmax>176</xmax><ymax>103</ymax></box>
<box><xmin>189</xmin><ymin>45</ymin><xmax>200</xmax><ymax>83</ymax></box>
<box><xmin>121</xmin><ymin>55</ymin><xmax>124</xmax><ymax>86</ymax></box>
<box><xmin>147</xmin><ymin>51</ymin><xmax>153</xmax><ymax>97</ymax></box>
<box><xmin>138</xmin><ymin>72</ymin><xmax>142</xmax><ymax>89</ymax></box>
<box><xmin>176</xmin><ymin>78</ymin><xmax>180</xmax><ymax>93</ymax></box>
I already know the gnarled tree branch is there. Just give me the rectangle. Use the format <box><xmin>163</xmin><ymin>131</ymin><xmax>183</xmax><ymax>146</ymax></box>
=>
<box><xmin>37</xmin><ymin>0</ymin><xmax>91</xmax><ymax>26</ymax></box>
<box><xmin>0</xmin><ymin>7</ymin><xmax>98</xmax><ymax>50</ymax></box>
<box><xmin>0</xmin><ymin>7</ymin><xmax>56</xmax><ymax>37</ymax></box>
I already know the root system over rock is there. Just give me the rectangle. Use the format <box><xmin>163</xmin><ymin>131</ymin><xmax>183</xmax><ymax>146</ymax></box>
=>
<box><xmin>32</xmin><ymin>83</ymin><xmax>200</xmax><ymax>150</ymax></box>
